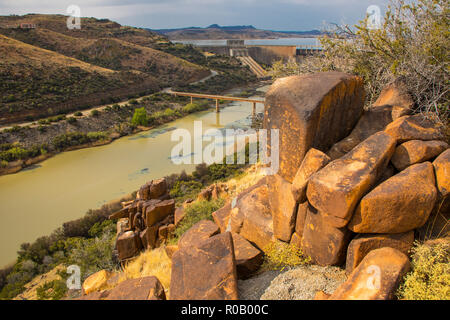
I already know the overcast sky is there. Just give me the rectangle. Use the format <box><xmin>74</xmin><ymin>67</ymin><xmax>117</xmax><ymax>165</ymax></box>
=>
<box><xmin>0</xmin><ymin>0</ymin><xmax>389</xmax><ymax>30</ymax></box>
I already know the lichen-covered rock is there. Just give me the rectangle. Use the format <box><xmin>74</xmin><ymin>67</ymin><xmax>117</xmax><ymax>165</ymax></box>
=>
<box><xmin>290</xmin><ymin>232</ymin><xmax>302</xmax><ymax>249</ymax></box>
<box><xmin>230</xmin><ymin>184</ymin><xmax>275</xmax><ymax>251</ymax></box>
<box><xmin>178</xmin><ymin>220</ymin><xmax>219</xmax><ymax>250</ymax></box>
<box><xmin>433</xmin><ymin>149</ymin><xmax>450</xmax><ymax>198</ymax></box>
<box><xmin>140</xmin><ymin>225</ymin><xmax>158</xmax><ymax>250</ymax></box>
<box><xmin>267</xmin><ymin>174</ymin><xmax>297</xmax><ymax>242</ymax></box>
<box><xmin>105</xmin><ymin>276</ymin><xmax>166</xmax><ymax>300</ymax></box>
<box><xmin>384</xmin><ymin>115</ymin><xmax>443</xmax><ymax>143</ymax></box>
<box><xmin>212</xmin><ymin>202</ymin><xmax>232</xmax><ymax>233</ymax></box>
<box><xmin>174</xmin><ymin>207</ymin><xmax>186</xmax><ymax>227</ymax></box>
<box><xmin>145</xmin><ymin>199</ymin><xmax>175</xmax><ymax>227</ymax></box>
<box><xmin>170</xmin><ymin>232</ymin><xmax>239</xmax><ymax>300</ymax></box>
<box><xmin>232</xmin><ymin>233</ymin><xmax>263</xmax><ymax>279</ymax></box>
<box><xmin>329</xmin><ymin>247</ymin><xmax>410</xmax><ymax>300</ymax></box>
<box><xmin>116</xmin><ymin>231</ymin><xmax>142</xmax><ymax>261</ymax></box>
<box><xmin>345</xmin><ymin>232</ymin><xmax>414</xmax><ymax>274</ymax></box>
<box><xmin>291</xmin><ymin>148</ymin><xmax>330</xmax><ymax>202</ymax></box>
<box><xmin>372</xmin><ymin>79</ymin><xmax>414</xmax><ymax>118</ymax></box>
<box><xmin>301</xmin><ymin>205</ymin><xmax>352</xmax><ymax>266</ymax></box>
<box><xmin>391</xmin><ymin>140</ymin><xmax>448</xmax><ymax>171</ymax></box>
<box><xmin>264</xmin><ymin>72</ymin><xmax>365</xmax><ymax>182</ymax></box>
<box><xmin>116</xmin><ymin>218</ymin><xmax>129</xmax><ymax>236</ymax></box>
<box><xmin>307</xmin><ymin>132</ymin><xmax>396</xmax><ymax>227</ymax></box>
<box><xmin>138</xmin><ymin>178</ymin><xmax>168</xmax><ymax>201</ymax></box>
<box><xmin>82</xmin><ymin>270</ymin><xmax>115</xmax><ymax>295</ymax></box>
<box><xmin>348</xmin><ymin>162</ymin><xmax>437</xmax><ymax>233</ymax></box>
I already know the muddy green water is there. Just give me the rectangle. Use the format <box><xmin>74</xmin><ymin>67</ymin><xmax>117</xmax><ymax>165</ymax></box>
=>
<box><xmin>0</xmin><ymin>88</ymin><xmax>267</xmax><ymax>267</ymax></box>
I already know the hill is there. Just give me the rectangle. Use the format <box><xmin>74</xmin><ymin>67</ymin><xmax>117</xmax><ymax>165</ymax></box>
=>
<box><xmin>0</xmin><ymin>15</ymin><xmax>213</xmax><ymax>124</ymax></box>
<box><xmin>153</xmin><ymin>24</ymin><xmax>322</xmax><ymax>40</ymax></box>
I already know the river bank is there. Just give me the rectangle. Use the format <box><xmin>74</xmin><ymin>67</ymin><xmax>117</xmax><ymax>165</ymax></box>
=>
<box><xmin>0</xmin><ymin>81</ymin><xmax>267</xmax><ymax>177</ymax></box>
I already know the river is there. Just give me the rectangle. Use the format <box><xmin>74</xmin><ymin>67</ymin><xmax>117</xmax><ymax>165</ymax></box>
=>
<box><xmin>0</xmin><ymin>86</ymin><xmax>268</xmax><ymax>267</ymax></box>
<box><xmin>173</xmin><ymin>37</ymin><xmax>321</xmax><ymax>48</ymax></box>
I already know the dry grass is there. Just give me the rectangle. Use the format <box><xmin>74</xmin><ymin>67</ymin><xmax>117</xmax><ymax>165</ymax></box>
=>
<box><xmin>223</xmin><ymin>163</ymin><xmax>268</xmax><ymax>199</ymax></box>
<box><xmin>119</xmin><ymin>247</ymin><xmax>172</xmax><ymax>296</ymax></box>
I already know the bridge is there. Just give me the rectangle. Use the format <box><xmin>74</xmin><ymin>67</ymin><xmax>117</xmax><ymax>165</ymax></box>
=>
<box><xmin>168</xmin><ymin>90</ymin><xmax>265</xmax><ymax>114</ymax></box>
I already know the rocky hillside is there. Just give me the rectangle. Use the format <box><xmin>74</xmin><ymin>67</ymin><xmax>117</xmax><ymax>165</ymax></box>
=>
<box><xmin>0</xmin><ymin>14</ymin><xmax>210</xmax><ymax>124</ymax></box>
<box><xmin>76</xmin><ymin>72</ymin><xmax>448</xmax><ymax>300</ymax></box>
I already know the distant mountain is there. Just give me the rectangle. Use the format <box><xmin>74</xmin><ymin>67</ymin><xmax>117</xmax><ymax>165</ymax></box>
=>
<box><xmin>152</xmin><ymin>24</ymin><xmax>322</xmax><ymax>40</ymax></box>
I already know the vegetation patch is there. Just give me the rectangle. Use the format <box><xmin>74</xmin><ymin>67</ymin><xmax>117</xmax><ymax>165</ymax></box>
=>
<box><xmin>262</xmin><ymin>241</ymin><xmax>311</xmax><ymax>271</ymax></box>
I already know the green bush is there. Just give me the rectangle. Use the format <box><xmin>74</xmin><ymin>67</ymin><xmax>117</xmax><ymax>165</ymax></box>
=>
<box><xmin>397</xmin><ymin>240</ymin><xmax>450</xmax><ymax>300</ymax></box>
<box><xmin>36</xmin><ymin>280</ymin><xmax>67</xmax><ymax>300</ymax></box>
<box><xmin>131</xmin><ymin>107</ymin><xmax>148</xmax><ymax>126</ymax></box>
<box><xmin>90</xmin><ymin>109</ymin><xmax>100</xmax><ymax>117</ymax></box>
<box><xmin>74</xmin><ymin>111</ymin><xmax>83</xmax><ymax>117</ymax></box>
<box><xmin>66</xmin><ymin>117</ymin><xmax>77</xmax><ymax>124</ymax></box>
<box><xmin>262</xmin><ymin>241</ymin><xmax>311</xmax><ymax>271</ymax></box>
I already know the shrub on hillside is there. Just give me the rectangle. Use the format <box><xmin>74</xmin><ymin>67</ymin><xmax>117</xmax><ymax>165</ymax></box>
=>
<box><xmin>269</xmin><ymin>0</ymin><xmax>449</xmax><ymax>122</ymax></box>
<box><xmin>131</xmin><ymin>107</ymin><xmax>148</xmax><ymax>126</ymax></box>
<box><xmin>397</xmin><ymin>239</ymin><xmax>450</xmax><ymax>300</ymax></box>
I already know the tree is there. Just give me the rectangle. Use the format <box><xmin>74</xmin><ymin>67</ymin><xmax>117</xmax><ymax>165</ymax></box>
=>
<box><xmin>131</xmin><ymin>107</ymin><xmax>148</xmax><ymax>126</ymax></box>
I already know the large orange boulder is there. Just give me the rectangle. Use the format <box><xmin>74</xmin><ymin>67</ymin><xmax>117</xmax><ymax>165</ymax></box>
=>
<box><xmin>433</xmin><ymin>149</ymin><xmax>450</xmax><ymax>199</ymax></box>
<box><xmin>82</xmin><ymin>270</ymin><xmax>116</xmax><ymax>295</ymax></box>
<box><xmin>178</xmin><ymin>220</ymin><xmax>219</xmax><ymax>250</ymax></box>
<box><xmin>231</xmin><ymin>233</ymin><xmax>263</xmax><ymax>279</ymax></box>
<box><xmin>264</xmin><ymin>72</ymin><xmax>365</xmax><ymax>182</ymax></box>
<box><xmin>138</xmin><ymin>178</ymin><xmax>168</xmax><ymax>200</ymax></box>
<box><xmin>170</xmin><ymin>232</ymin><xmax>239</xmax><ymax>300</ymax></box>
<box><xmin>329</xmin><ymin>247</ymin><xmax>410</xmax><ymax>300</ymax></box>
<box><xmin>384</xmin><ymin>115</ymin><xmax>443</xmax><ymax>143</ymax></box>
<box><xmin>345</xmin><ymin>231</ymin><xmax>414</xmax><ymax>274</ymax></box>
<box><xmin>267</xmin><ymin>174</ymin><xmax>297</xmax><ymax>242</ymax></box>
<box><xmin>105</xmin><ymin>276</ymin><xmax>166</xmax><ymax>300</ymax></box>
<box><xmin>301</xmin><ymin>205</ymin><xmax>352</xmax><ymax>266</ymax></box>
<box><xmin>292</xmin><ymin>148</ymin><xmax>330</xmax><ymax>202</ymax></box>
<box><xmin>307</xmin><ymin>132</ymin><xmax>396</xmax><ymax>227</ymax></box>
<box><xmin>116</xmin><ymin>231</ymin><xmax>142</xmax><ymax>261</ymax></box>
<box><xmin>348</xmin><ymin>162</ymin><xmax>437</xmax><ymax>233</ymax></box>
<box><xmin>391</xmin><ymin>140</ymin><xmax>448</xmax><ymax>171</ymax></box>
<box><xmin>372</xmin><ymin>79</ymin><xmax>414</xmax><ymax>118</ymax></box>
<box><xmin>145</xmin><ymin>199</ymin><xmax>175</xmax><ymax>227</ymax></box>
<box><xmin>229</xmin><ymin>184</ymin><xmax>275</xmax><ymax>251</ymax></box>
<box><xmin>295</xmin><ymin>201</ymin><xmax>308</xmax><ymax>239</ymax></box>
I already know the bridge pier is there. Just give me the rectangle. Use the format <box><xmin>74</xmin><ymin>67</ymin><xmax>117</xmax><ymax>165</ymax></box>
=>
<box><xmin>216</xmin><ymin>99</ymin><xmax>219</xmax><ymax>113</ymax></box>
<box><xmin>252</xmin><ymin>102</ymin><xmax>256</xmax><ymax>117</ymax></box>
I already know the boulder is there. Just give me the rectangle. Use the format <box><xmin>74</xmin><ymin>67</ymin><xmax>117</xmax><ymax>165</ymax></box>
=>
<box><xmin>158</xmin><ymin>225</ymin><xmax>169</xmax><ymax>242</ymax></box>
<box><xmin>145</xmin><ymin>199</ymin><xmax>175</xmax><ymax>227</ymax></box>
<box><xmin>328</xmin><ymin>105</ymin><xmax>404</xmax><ymax>160</ymax></box>
<box><xmin>295</xmin><ymin>202</ymin><xmax>308</xmax><ymax>239</ymax></box>
<box><xmin>174</xmin><ymin>207</ymin><xmax>186</xmax><ymax>226</ymax></box>
<box><xmin>433</xmin><ymin>149</ymin><xmax>450</xmax><ymax>198</ymax></box>
<box><xmin>116</xmin><ymin>231</ymin><xmax>142</xmax><ymax>261</ymax></box>
<box><xmin>384</xmin><ymin>115</ymin><xmax>443</xmax><ymax>143</ymax></box>
<box><xmin>82</xmin><ymin>270</ymin><xmax>115</xmax><ymax>295</ymax></box>
<box><xmin>329</xmin><ymin>247</ymin><xmax>410</xmax><ymax>300</ymax></box>
<box><xmin>170</xmin><ymin>232</ymin><xmax>239</xmax><ymax>300</ymax></box>
<box><xmin>345</xmin><ymin>231</ymin><xmax>414</xmax><ymax>274</ymax></box>
<box><xmin>267</xmin><ymin>174</ymin><xmax>297</xmax><ymax>242</ymax></box>
<box><xmin>264</xmin><ymin>72</ymin><xmax>365</xmax><ymax>182</ymax></box>
<box><xmin>105</xmin><ymin>276</ymin><xmax>166</xmax><ymax>300</ymax></box>
<box><xmin>301</xmin><ymin>205</ymin><xmax>352</xmax><ymax>266</ymax></box>
<box><xmin>109</xmin><ymin>206</ymin><xmax>129</xmax><ymax>220</ymax></box>
<box><xmin>138</xmin><ymin>179</ymin><xmax>168</xmax><ymax>201</ymax></box>
<box><xmin>391</xmin><ymin>140</ymin><xmax>448</xmax><ymax>171</ymax></box>
<box><xmin>307</xmin><ymin>132</ymin><xmax>396</xmax><ymax>227</ymax></box>
<box><xmin>372</xmin><ymin>79</ymin><xmax>414</xmax><ymax>118</ymax></box>
<box><xmin>231</xmin><ymin>233</ymin><xmax>263</xmax><ymax>279</ymax></box>
<box><xmin>212</xmin><ymin>202</ymin><xmax>232</xmax><ymax>233</ymax></box>
<box><xmin>178</xmin><ymin>220</ymin><xmax>220</xmax><ymax>250</ymax></box>
<box><xmin>197</xmin><ymin>187</ymin><xmax>213</xmax><ymax>201</ymax></box>
<box><xmin>229</xmin><ymin>184</ymin><xmax>275</xmax><ymax>251</ymax></box>
<box><xmin>213</xmin><ymin>177</ymin><xmax>268</xmax><ymax>233</ymax></box>
<box><xmin>348</xmin><ymin>162</ymin><xmax>437</xmax><ymax>233</ymax></box>
<box><xmin>292</xmin><ymin>148</ymin><xmax>330</xmax><ymax>202</ymax></box>
<box><xmin>140</xmin><ymin>226</ymin><xmax>158</xmax><ymax>250</ymax></box>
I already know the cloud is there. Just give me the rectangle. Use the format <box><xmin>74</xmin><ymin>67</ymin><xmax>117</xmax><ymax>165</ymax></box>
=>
<box><xmin>0</xmin><ymin>0</ymin><xmax>389</xmax><ymax>30</ymax></box>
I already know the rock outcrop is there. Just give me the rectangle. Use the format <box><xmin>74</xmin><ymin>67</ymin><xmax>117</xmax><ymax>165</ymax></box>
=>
<box><xmin>170</xmin><ymin>232</ymin><xmax>239</xmax><ymax>300</ymax></box>
<box><xmin>391</xmin><ymin>140</ymin><xmax>448</xmax><ymax>171</ymax></box>
<box><xmin>265</xmin><ymin>72</ymin><xmax>365</xmax><ymax>182</ymax></box>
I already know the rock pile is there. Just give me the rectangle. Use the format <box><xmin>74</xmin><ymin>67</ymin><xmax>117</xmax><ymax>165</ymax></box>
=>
<box><xmin>170</xmin><ymin>73</ymin><xmax>448</xmax><ymax>300</ymax></box>
<box><xmin>109</xmin><ymin>178</ymin><xmax>176</xmax><ymax>262</ymax></box>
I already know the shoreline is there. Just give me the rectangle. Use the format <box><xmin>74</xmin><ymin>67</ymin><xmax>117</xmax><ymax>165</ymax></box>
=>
<box><xmin>0</xmin><ymin>81</ymin><xmax>267</xmax><ymax>177</ymax></box>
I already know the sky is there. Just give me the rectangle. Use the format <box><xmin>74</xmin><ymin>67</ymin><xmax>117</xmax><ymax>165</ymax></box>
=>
<box><xmin>0</xmin><ymin>0</ymin><xmax>389</xmax><ymax>31</ymax></box>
